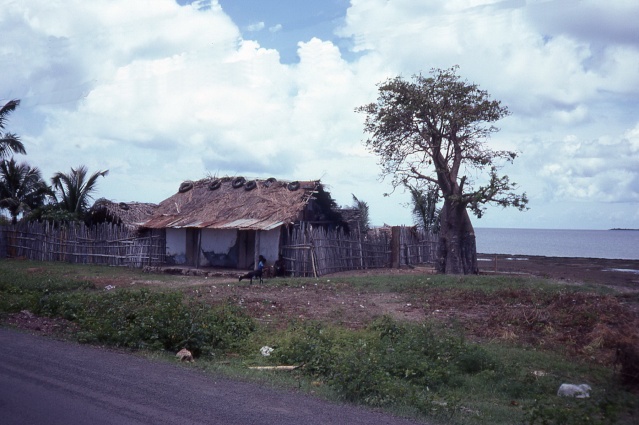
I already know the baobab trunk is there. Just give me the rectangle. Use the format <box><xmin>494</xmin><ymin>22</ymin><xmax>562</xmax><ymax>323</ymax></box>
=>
<box><xmin>436</xmin><ymin>202</ymin><xmax>478</xmax><ymax>274</ymax></box>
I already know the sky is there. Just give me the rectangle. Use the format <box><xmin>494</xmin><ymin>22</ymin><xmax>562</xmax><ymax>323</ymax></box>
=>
<box><xmin>2</xmin><ymin>0</ymin><xmax>638</xmax><ymax>230</ymax></box>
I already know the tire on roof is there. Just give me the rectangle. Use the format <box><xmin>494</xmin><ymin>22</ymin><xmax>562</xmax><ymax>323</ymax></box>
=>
<box><xmin>232</xmin><ymin>176</ymin><xmax>246</xmax><ymax>188</ymax></box>
<box><xmin>245</xmin><ymin>180</ymin><xmax>257</xmax><ymax>191</ymax></box>
<box><xmin>208</xmin><ymin>179</ymin><xmax>222</xmax><ymax>190</ymax></box>
<box><xmin>263</xmin><ymin>177</ymin><xmax>277</xmax><ymax>188</ymax></box>
<box><xmin>179</xmin><ymin>181</ymin><xmax>194</xmax><ymax>193</ymax></box>
<box><xmin>287</xmin><ymin>181</ymin><xmax>300</xmax><ymax>191</ymax></box>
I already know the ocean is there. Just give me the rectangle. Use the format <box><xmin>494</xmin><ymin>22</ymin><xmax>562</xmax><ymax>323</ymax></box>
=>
<box><xmin>474</xmin><ymin>228</ymin><xmax>639</xmax><ymax>260</ymax></box>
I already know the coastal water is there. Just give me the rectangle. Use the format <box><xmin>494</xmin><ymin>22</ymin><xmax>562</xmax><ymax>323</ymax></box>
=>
<box><xmin>475</xmin><ymin>228</ymin><xmax>639</xmax><ymax>260</ymax></box>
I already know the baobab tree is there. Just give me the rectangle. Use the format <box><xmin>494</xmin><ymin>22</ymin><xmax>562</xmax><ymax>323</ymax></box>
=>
<box><xmin>357</xmin><ymin>67</ymin><xmax>528</xmax><ymax>274</ymax></box>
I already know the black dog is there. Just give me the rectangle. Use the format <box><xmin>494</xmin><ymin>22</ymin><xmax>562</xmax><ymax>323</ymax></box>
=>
<box><xmin>239</xmin><ymin>255</ymin><xmax>266</xmax><ymax>284</ymax></box>
<box><xmin>238</xmin><ymin>269</ymin><xmax>263</xmax><ymax>284</ymax></box>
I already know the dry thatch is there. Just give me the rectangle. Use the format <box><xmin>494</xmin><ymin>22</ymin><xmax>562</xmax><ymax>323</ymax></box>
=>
<box><xmin>88</xmin><ymin>199</ymin><xmax>158</xmax><ymax>229</ymax></box>
<box><xmin>141</xmin><ymin>177</ymin><xmax>339</xmax><ymax>230</ymax></box>
<box><xmin>338</xmin><ymin>207</ymin><xmax>362</xmax><ymax>233</ymax></box>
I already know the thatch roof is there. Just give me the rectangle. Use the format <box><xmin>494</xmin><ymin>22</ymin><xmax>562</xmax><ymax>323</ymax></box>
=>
<box><xmin>88</xmin><ymin>199</ymin><xmax>159</xmax><ymax>228</ymax></box>
<box><xmin>141</xmin><ymin>177</ymin><xmax>341</xmax><ymax>230</ymax></box>
<box><xmin>338</xmin><ymin>207</ymin><xmax>362</xmax><ymax>231</ymax></box>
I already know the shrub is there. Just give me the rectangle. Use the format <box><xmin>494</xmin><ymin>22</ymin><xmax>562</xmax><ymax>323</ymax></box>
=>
<box><xmin>370</xmin><ymin>316</ymin><xmax>465</xmax><ymax>389</ymax></box>
<box><xmin>273</xmin><ymin>321</ymin><xmax>337</xmax><ymax>377</ymax></box>
<box><xmin>272</xmin><ymin>316</ymin><xmax>470</xmax><ymax>416</ymax></box>
<box><xmin>524</xmin><ymin>390</ymin><xmax>636</xmax><ymax>425</ymax></box>
<box><xmin>328</xmin><ymin>337</ymin><xmax>400</xmax><ymax>406</ymax></box>
<box><xmin>456</xmin><ymin>345</ymin><xmax>498</xmax><ymax>374</ymax></box>
<box><xmin>37</xmin><ymin>289</ymin><xmax>255</xmax><ymax>356</ymax></box>
<box><xmin>617</xmin><ymin>342</ymin><xmax>639</xmax><ymax>389</ymax></box>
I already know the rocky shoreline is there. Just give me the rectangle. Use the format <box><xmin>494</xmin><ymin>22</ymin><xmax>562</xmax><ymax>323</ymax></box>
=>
<box><xmin>477</xmin><ymin>253</ymin><xmax>639</xmax><ymax>288</ymax></box>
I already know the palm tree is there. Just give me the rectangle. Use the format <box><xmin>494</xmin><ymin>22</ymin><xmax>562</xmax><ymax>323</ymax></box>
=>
<box><xmin>0</xmin><ymin>159</ymin><xmax>50</xmax><ymax>224</ymax></box>
<box><xmin>51</xmin><ymin>166</ymin><xmax>109</xmax><ymax>217</ymax></box>
<box><xmin>0</xmin><ymin>99</ymin><xmax>27</xmax><ymax>159</ymax></box>
<box><xmin>408</xmin><ymin>183</ymin><xmax>441</xmax><ymax>233</ymax></box>
<box><xmin>351</xmin><ymin>194</ymin><xmax>371</xmax><ymax>234</ymax></box>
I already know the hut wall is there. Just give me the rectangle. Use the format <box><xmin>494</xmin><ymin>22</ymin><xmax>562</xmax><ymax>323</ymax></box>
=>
<box><xmin>165</xmin><ymin>228</ymin><xmax>187</xmax><ymax>265</ymax></box>
<box><xmin>255</xmin><ymin>228</ymin><xmax>280</xmax><ymax>266</ymax></box>
<box><xmin>199</xmin><ymin>229</ymin><xmax>238</xmax><ymax>267</ymax></box>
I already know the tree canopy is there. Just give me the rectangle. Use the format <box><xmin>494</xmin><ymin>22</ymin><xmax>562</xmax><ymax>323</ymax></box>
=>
<box><xmin>51</xmin><ymin>166</ymin><xmax>109</xmax><ymax>218</ymax></box>
<box><xmin>351</xmin><ymin>194</ymin><xmax>371</xmax><ymax>234</ymax></box>
<box><xmin>0</xmin><ymin>159</ymin><xmax>50</xmax><ymax>224</ymax></box>
<box><xmin>0</xmin><ymin>99</ymin><xmax>26</xmax><ymax>159</ymax></box>
<box><xmin>408</xmin><ymin>183</ymin><xmax>441</xmax><ymax>233</ymax></box>
<box><xmin>357</xmin><ymin>67</ymin><xmax>527</xmax><ymax>274</ymax></box>
<box><xmin>0</xmin><ymin>99</ymin><xmax>115</xmax><ymax>225</ymax></box>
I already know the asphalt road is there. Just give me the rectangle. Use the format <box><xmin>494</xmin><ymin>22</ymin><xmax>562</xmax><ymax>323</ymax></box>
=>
<box><xmin>0</xmin><ymin>328</ymin><xmax>424</xmax><ymax>425</ymax></box>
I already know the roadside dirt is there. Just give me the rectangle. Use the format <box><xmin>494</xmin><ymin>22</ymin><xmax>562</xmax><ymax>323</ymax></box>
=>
<box><xmin>5</xmin><ymin>255</ymin><xmax>639</xmax><ymax>366</ymax></box>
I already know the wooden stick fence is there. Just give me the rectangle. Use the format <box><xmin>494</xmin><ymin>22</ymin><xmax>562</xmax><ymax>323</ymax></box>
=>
<box><xmin>399</xmin><ymin>227</ymin><xmax>439</xmax><ymax>267</ymax></box>
<box><xmin>0</xmin><ymin>222</ymin><xmax>165</xmax><ymax>267</ymax></box>
<box><xmin>0</xmin><ymin>222</ymin><xmax>437</xmax><ymax>275</ymax></box>
<box><xmin>281</xmin><ymin>225</ymin><xmax>438</xmax><ymax>277</ymax></box>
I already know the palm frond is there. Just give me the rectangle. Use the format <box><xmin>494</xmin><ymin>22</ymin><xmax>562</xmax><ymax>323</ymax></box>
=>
<box><xmin>0</xmin><ymin>99</ymin><xmax>26</xmax><ymax>158</ymax></box>
<box><xmin>51</xmin><ymin>165</ymin><xmax>109</xmax><ymax>214</ymax></box>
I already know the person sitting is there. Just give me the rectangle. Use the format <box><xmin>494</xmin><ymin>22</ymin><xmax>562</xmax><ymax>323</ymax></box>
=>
<box><xmin>274</xmin><ymin>254</ymin><xmax>288</xmax><ymax>277</ymax></box>
<box><xmin>239</xmin><ymin>255</ymin><xmax>266</xmax><ymax>284</ymax></box>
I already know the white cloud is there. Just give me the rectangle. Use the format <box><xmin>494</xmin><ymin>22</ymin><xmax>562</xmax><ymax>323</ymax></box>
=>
<box><xmin>522</xmin><ymin>129</ymin><xmax>639</xmax><ymax>206</ymax></box>
<box><xmin>2</xmin><ymin>0</ymin><xmax>638</xmax><ymax>229</ymax></box>
<box><xmin>525</xmin><ymin>0</ymin><xmax>639</xmax><ymax>47</ymax></box>
<box><xmin>625</xmin><ymin>123</ymin><xmax>639</xmax><ymax>153</ymax></box>
<box><xmin>269</xmin><ymin>24</ymin><xmax>283</xmax><ymax>34</ymax></box>
<box><xmin>246</xmin><ymin>21</ymin><xmax>265</xmax><ymax>32</ymax></box>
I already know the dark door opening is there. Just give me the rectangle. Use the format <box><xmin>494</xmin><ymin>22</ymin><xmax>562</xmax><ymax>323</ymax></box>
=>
<box><xmin>237</xmin><ymin>230</ymin><xmax>256</xmax><ymax>270</ymax></box>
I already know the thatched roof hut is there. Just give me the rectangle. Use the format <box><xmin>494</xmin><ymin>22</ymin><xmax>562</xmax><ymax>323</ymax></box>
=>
<box><xmin>140</xmin><ymin>177</ymin><xmax>344</xmax><ymax>230</ymax></box>
<box><xmin>88</xmin><ymin>199</ymin><xmax>158</xmax><ymax>229</ymax></box>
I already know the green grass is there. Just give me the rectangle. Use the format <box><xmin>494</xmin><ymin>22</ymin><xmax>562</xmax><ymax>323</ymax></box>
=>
<box><xmin>1</xmin><ymin>259</ymin><xmax>637</xmax><ymax>424</ymax></box>
<box><xmin>314</xmin><ymin>272</ymin><xmax>618</xmax><ymax>296</ymax></box>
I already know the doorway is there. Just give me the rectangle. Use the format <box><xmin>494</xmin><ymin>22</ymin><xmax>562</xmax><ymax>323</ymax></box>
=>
<box><xmin>237</xmin><ymin>230</ymin><xmax>256</xmax><ymax>269</ymax></box>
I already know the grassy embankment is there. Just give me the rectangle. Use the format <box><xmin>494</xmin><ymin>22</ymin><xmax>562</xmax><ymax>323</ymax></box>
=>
<box><xmin>1</xmin><ymin>259</ymin><xmax>637</xmax><ymax>425</ymax></box>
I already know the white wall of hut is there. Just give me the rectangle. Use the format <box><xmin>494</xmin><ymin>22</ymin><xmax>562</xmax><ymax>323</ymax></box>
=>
<box><xmin>166</xmin><ymin>228</ymin><xmax>187</xmax><ymax>264</ymax></box>
<box><xmin>165</xmin><ymin>227</ymin><xmax>280</xmax><ymax>269</ymax></box>
<box><xmin>200</xmin><ymin>228</ymin><xmax>237</xmax><ymax>263</ymax></box>
<box><xmin>255</xmin><ymin>228</ymin><xmax>280</xmax><ymax>267</ymax></box>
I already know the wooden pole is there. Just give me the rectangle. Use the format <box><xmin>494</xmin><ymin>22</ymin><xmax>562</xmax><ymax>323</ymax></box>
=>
<box><xmin>390</xmin><ymin>226</ymin><xmax>401</xmax><ymax>268</ymax></box>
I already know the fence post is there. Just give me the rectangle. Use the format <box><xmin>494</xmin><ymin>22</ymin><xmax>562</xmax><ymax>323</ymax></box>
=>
<box><xmin>390</xmin><ymin>226</ymin><xmax>401</xmax><ymax>268</ymax></box>
<box><xmin>357</xmin><ymin>221</ymin><xmax>364</xmax><ymax>270</ymax></box>
<box><xmin>0</xmin><ymin>225</ymin><xmax>6</xmax><ymax>259</ymax></box>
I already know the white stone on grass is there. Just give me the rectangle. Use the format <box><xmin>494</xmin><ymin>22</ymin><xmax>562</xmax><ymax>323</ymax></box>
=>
<box><xmin>557</xmin><ymin>383</ymin><xmax>591</xmax><ymax>398</ymax></box>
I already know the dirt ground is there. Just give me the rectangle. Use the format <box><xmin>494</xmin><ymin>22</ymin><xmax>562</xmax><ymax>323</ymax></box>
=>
<box><xmin>6</xmin><ymin>254</ymin><xmax>639</xmax><ymax>366</ymax></box>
